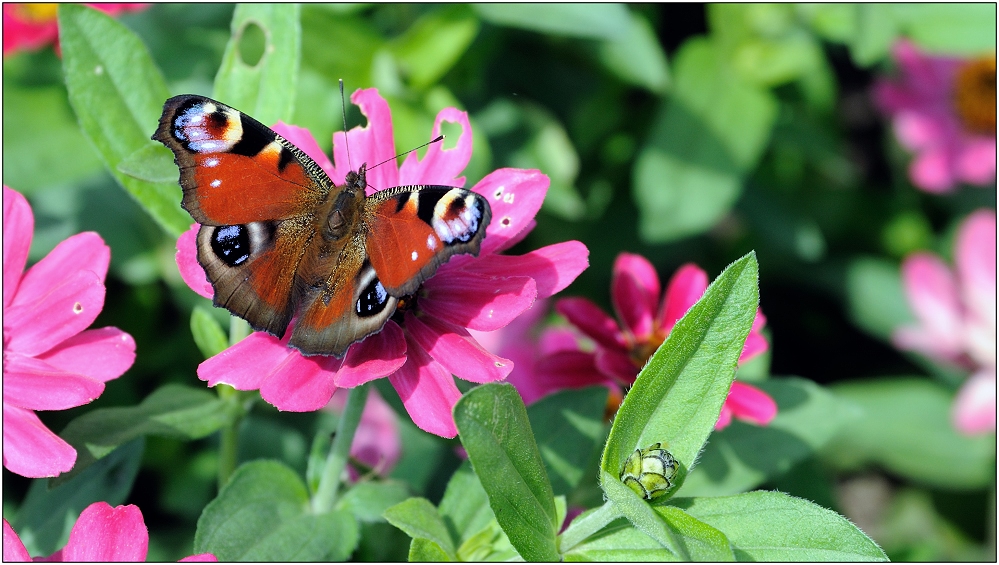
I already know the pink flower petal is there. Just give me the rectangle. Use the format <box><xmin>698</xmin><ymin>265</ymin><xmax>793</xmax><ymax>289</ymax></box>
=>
<box><xmin>398</xmin><ymin>107</ymin><xmax>471</xmax><ymax>187</ymax></box>
<box><xmin>180</xmin><ymin>554</ymin><xmax>219</xmax><ymax>562</ymax></box>
<box><xmin>715</xmin><ymin>404</ymin><xmax>733</xmax><ymax>430</ymax></box>
<box><xmin>594</xmin><ymin>347</ymin><xmax>639</xmax><ymax>384</ymax></box>
<box><xmin>472</xmin><ymin>168</ymin><xmax>549</xmax><ymax>255</ymax></box>
<box><xmin>335</xmin><ymin>321</ymin><xmax>408</xmax><ymax>388</ymax></box>
<box><xmin>37</xmin><ymin>327</ymin><xmax>136</xmax><ymax>383</ymax></box>
<box><xmin>909</xmin><ymin>146</ymin><xmax>956</xmax><ymax>193</ymax></box>
<box><xmin>328</xmin><ymin>387</ymin><xmax>401</xmax><ymax>474</ymax></box>
<box><xmin>952</xmin><ymin>369</ymin><xmax>997</xmax><ymax>435</ymax></box>
<box><xmin>539</xmin><ymin>326</ymin><xmax>581</xmax><ymax>355</ymax></box>
<box><xmin>725</xmin><ymin>381</ymin><xmax>778</xmax><ymax>426</ymax></box>
<box><xmin>955</xmin><ymin>210</ymin><xmax>997</xmax><ymax>323</ymax></box>
<box><xmin>257</xmin><ymin>352</ymin><xmax>336</xmax><ymax>412</ymax></box>
<box><xmin>555</xmin><ymin>297</ymin><xmax>627</xmax><ymax>350</ymax></box>
<box><xmin>388</xmin><ymin>336</ymin><xmax>461</xmax><ymax>438</ymax></box>
<box><xmin>3</xmin><ymin>520</ymin><xmax>30</xmax><ymax>562</ymax></box>
<box><xmin>739</xmin><ymin>332</ymin><xmax>769</xmax><ymax>364</ymax></box>
<box><xmin>3</xmin><ymin>354</ymin><xmax>106</xmax><ymax>411</ymax></box>
<box><xmin>456</xmin><ymin>241</ymin><xmax>589</xmax><ymax>299</ymax></box>
<box><xmin>894</xmin><ymin>253</ymin><xmax>965</xmax><ymax>361</ymax></box>
<box><xmin>62</xmin><ymin>502</ymin><xmax>148</xmax><ymax>562</ymax></box>
<box><xmin>420</xmin><ymin>271</ymin><xmax>537</xmax><ymax>332</ymax></box>
<box><xmin>533</xmin><ymin>350</ymin><xmax>616</xmax><ymax>398</ymax></box>
<box><xmin>405</xmin><ymin>312</ymin><xmax>513</xmax><ymax>384</ymax></box>
<box><xmin>658</xmin><ymin>263</ymin><xmax>708</xmax><ymax>335</ymax></box>
<box><xmin>893</xmin><ymin>111</ymin><xmax>948</xmax><ymax>151</ymax></box>
<box><xmin>2</xmin><ymin>5</ymin><xmax>59</xmax><ymax>55</ymax></box>
<box><xmin>2</xmin><ymin>404</ymin><xmax>76</xmax><ymax>478</ymax></box>
<box><xmin>332</xmin><ymin>89</ymin><xmax>399</xmax><ymax>191</ymax></box>
<box><xmin>198</xmin><ymin>332</ymin><xmax>295</xmax><ymax>390</ymax></box>
<box><xmin>955</xmin><ymin>138</ymin><xmax>997</xmax><ymax>185</ymax></box>
<box><xmin>612</xmin><ymin>253</ymin><xmax>661</xmax><ymax>339</ymax></box>
<box><xmin>273</xmin><ymin>122</ymin><xmax>335</xmax><ymax>178</ymax></box>
<box><xmin>176</xmin><ymin>224</ymin><xmax>213</xmax><ymax>299</ymax></box>
<box><xmin>13</xmin><ymin>232</ymin><xmax>109</xmax><ymax>308</ymax></box>
<box><xmin>3</xmin><ymin>186</ymin><xmax>33</xmax><ymax>308</ymax></box>
<box><xmin>4</xmin><ymin>270</ymin><xmax>105</xmax><ymax>357</ymax></box>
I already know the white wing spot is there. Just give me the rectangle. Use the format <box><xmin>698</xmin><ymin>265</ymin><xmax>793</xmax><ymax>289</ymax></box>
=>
<box><xmin>411</xmin><ymin>251</ymin><xmax>418</xmax><ymax>261</ymax></box>
<box><xmin>426</xmin><ymin>234</ymin><xmax>437</xmax><ymax>251</ymax></box>
<box><xmin>210</xmin><ymin>179</ymin><xmax>221</xmax><ymax>188</ymax></box>
<box><xmin>204</xmin><ymin>157</ymin><xmax>220</xmax><ymax>167</ymax></box>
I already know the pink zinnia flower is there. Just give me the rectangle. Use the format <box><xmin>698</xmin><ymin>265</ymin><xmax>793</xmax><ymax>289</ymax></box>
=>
<box><xmin>2</xmin><ymin>3</ymin><xmax>148</xmax><ymax>56</ymax></box>
<box><xmin>3</xmin><ymin>501</ymin><xmax>215</xmax><ymax>562</ymax></box>
<box><xmin>555</xmin><ymin>254</ymin><xmax>776</xmax><ymax>430</ymax></box>
<box><xmin>873</xmin><ymin>40</ymin><xmax>996</xmax><ymax>193</ymax></box>
<box><xmin>325</xmin><ymin>387</ymin><xmax>401</xmax><ymax>477</ymax></box>
<box><xmin>176</xmin><ymin>89</ymin><xmax>589</xmax><ymax>438</ymax></box>
<box><xmin>893</xmin><ymin>209</ymin><xmax>996</xmax><ymax>434</ymax></box>
<box><xmin>3</xmin><ymin>186</ymin><xmax>136</xmax><ymax>478</ymax></box>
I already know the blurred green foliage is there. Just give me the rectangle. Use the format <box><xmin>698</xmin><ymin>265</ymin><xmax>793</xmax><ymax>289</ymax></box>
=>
<box><xmin>2</xmin><ymin>3</ymin><xmax>995</xmax><ymax>562</ymax></box>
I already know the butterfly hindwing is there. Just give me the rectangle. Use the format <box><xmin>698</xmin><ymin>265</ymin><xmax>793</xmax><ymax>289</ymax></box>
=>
<box><xmin>154</xmin><ymin>95</ymin><xmax>329</xmax><ymax>225</ymax></box>
<box><xmin>365</xmin><ymin>185</ymin><xmax>491</xmax><ymax>296</ymax></box>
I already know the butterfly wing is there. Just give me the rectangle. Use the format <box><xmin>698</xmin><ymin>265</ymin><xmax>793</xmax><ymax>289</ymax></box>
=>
<box><xmin>153</xmin><ymin>94</ymin><xmax>329</xmax><ymax>225</ymax></box>
<box><xmin>364</xmin><ymin>185</ymin><xmax>491</xmax><ymax>296</ymax></box>
<box><xmin>155</xmin><ymin>95</ymin><xmax>333</xmax><ymax>336</ymax></box>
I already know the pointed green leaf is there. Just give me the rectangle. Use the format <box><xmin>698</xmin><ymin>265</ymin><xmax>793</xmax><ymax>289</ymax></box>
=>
<box><xmin>562</xmin><ymin>517</ymin><xmax>676</xmax><ymax>562</ymax></box>
<box><xmin>409</xmin><ymin>538</ymin><xmax>453</xmax><ymax>561</ymax></box>
<box><xmin>474</xmin><ymin>4</ymin><xmax>631</xmax><ymax>39</ymax></box>
<box><xmin>390</xmin><ymin>6</ymin><xmax>480</xmax><ymax>91</ymax></box>
<box><xmin>190</xmin><ymin>306</ymin><xmax>229</xmax><ymax>359</ymax></box>
<box><xmin>213</xmin><ymin>3</ymin><xmax>301</xmax><ymax>125</ymax></box>
<box><xmin>384</xmin><ymin>497</ymin><xmax>456</xmax><ymax>558</ymax></box>
<box><xmin>526</xmin><ymin>386</ymin><xmax>607</xmax><ymax>496</ymax></box>
<box><xmin>117</xmin><ymin>143</ymin><xmax>179</xmax><ymax>184</ymax></box>
<box><xmin>601</xmin><ymin>469</ymin><xmax>687</xmax><ymax>558</ymax></box>
<box><xmin>454</xmin><ymin>383</ymin><xmax>559</xmax><ymax>561</ymax></box>
<box><xmin>58</xmin><ymin>4</ymin><xmax>189</xmax><ymax>236</ymax></box>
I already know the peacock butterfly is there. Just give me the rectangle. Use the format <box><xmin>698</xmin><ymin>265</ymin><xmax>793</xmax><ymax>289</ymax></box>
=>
<box><xmin>153</xmin><ymin>95</ymin><xmax>491</xmax><ymax>357</ymax></box>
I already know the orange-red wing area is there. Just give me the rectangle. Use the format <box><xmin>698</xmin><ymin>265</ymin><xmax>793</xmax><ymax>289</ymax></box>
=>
<box><xmin>365</xmin><ymin>195</ymin><xmax>441</xmax><ymax>293</ymax></box>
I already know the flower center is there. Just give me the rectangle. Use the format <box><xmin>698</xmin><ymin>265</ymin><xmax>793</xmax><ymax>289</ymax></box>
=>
<box><xmin>15</xmin><ymin>3</ymin><xmax>59</xmax><ymax>22</ymax></box>
<box><xmin>953</xmin><ymin>54</ymin><xmax>997</xmax><ymax>135</ymax></box>
<box><xmin>628</xmin><ymin>329</ymin><xmax>668</xmax><ymax>368</ymax></box>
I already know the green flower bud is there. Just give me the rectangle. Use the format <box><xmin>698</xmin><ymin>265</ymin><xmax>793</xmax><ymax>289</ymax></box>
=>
<box><xmin>620</xmin><ymin>442</ymin><xmax>678</xmax><ymax>500</ymax></box>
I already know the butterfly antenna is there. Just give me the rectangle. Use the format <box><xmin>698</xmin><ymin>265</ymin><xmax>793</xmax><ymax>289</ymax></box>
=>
<box><xmin>368</xmin><ymin>135</ymin><xmax>445</xmax><ymax>171</ymax></box>
<box><xmin>339</xmin><ymin>79</ymin><xmax>352</xmax><ymax>170</ymax></box>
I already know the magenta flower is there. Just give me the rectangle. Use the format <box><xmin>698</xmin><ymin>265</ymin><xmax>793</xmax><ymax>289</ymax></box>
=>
<box><xmin>3</xmin><ymin>501</ymin><xmax>215</xmax><ymax>562</ymax></box>
<box><xmin>3</xmin><ymin>186</ymin><xmax>136</xmax><ymax>478</ymax></box>
<box><xmin>873</xmin><ymin>40</ymin><xmax>996</xmax><ymax>193</ymax></box>
<box><xmin>176</xmin><ymin>89</ymin><xmax>589</xmax><ymax>438</ymax></box>
<box><xmin>2</xmin><ymin>3</ymin><xmax>148</xmax><ymax>56</ymax></box>
<box><xmin>325</xmin><ymin>387</ymin><xmax>401</xmax><ymax>477</ymax></box>
<box><xmin>893</xmin><ymin>209</ymin><xmax>996</xmax><ymax>434</ymax></box>
<box><xmin>555</xmin><ymin>254</ymin><xmax>776</xmax><ymax>430</ymax></box>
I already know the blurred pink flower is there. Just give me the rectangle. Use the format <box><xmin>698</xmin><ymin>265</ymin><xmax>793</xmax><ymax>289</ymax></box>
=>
<box><xmin>2</xmin><ymin>3</ymin><xmax>148</xmax><ymax>56</ymax></box>
<box><xmin>3</xmin><ymin>502</ymin><xmax>215</xmax><ymax>562</ymax></box>
<box><xmin>873</xmin><ymin>40</ymin><xmax>996</xmax><ymax>193</ymax></box>
<box><xmin>177</xmin><ymin>89</ymin><xmax>589</xmax><ymax>438</ymax></box>
<box><xmin>555</xmin><ymin>254</ymin><xmax>775</xmax><ymax>430</ymax></box>
<box><xmin>893</xmin><ymin>209</ymin><xmax>996</xmax><ymax>434</ymax></box>
<box><xmin>3</xmin><ymin>186</ymin><xmax>136</xmax><ymax>478</ymax></box>
<box><xmin>325</xmin><ymin>387</ymin><xmax>401</xmax><ymax>477</ymax></box>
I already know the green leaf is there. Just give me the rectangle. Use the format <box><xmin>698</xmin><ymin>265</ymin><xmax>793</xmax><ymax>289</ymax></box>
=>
<box><xmin>56</xmin><ymin>384</ymin><xmax>238</xmax><ymax>484</ymax></box>
<box><xmin>1</xmin><ymin>85</ymin><xmax>104</xmax><ymax>192</ymax></box>
<box><xmin>473</xmin><ymin>4</ymin><xmax>631</xmax><ymax>40</ymax></box>
<box><xmin>673</xmin><ymin>491</ymin><xmax>888</xmax><ymax>561</ymax></box>
<box><xmin>597</xmin><ymin>10</ymin><xmax>670</xmax><ymax>94</ymax></box>
<box><xmin>562</xmin><ymin>517</ymin><xmax>676</xmax><ymax>562</ymax></box>
<box><xmin>456</xmin><ymin>518</ymin><xmax>520</xmax><ymax>562</ymax></box>
<box><xmin>454</xmin><ymin>382</ymin><xmax>560</xmax><ymax>561</ymax></box>
<box><xmin>897</xmin><ymin>4</ymin><xmax>997</xmax><ymax>55</ymax></box>
<box><xmin>632</xmin><ymin>38</ymin><xmax>777</xmax><ymax>242</ymax></box>
<box><xmin>190</xmin><ymin>306</ymin><xmax>229</xmax><ymax>359</ymax></box>
<box><xmin>438</xmin><ymin>461</ymin><xmax>494</xmax><ymax>547</ymax></box>
<box><xmin>526</xmin><ymin>387</ymin><xmax>607</xmax><ymax>496</ymax></box>
<box><xmin>409</xmin><ymin>538</ymin><xmax>453</xmax><ymax>561</ymax></box>
<box><xmin>384</xmin><ymin>497</ymin><xmax>456</xmax><ymax>558</ymax></box>
<box><xmin>58</xmin><ymin>4</ymin><xmax>189</xmax><ymax>236</ymax></box>
<box><xmin>117</xmin><ymin>143</ymin><xmax>179</xmax><ymax>184</ymax></box>
<box><xmin>601</xmin><ymin>252</ymin><xmax>760</xmax><ymax>484</ymax></box>
<box><xmin>678</xmin><ymin>377</ymin><xmax>861</xmax><ymax>497</ymax></box>
<box><xmin>824</xmin><ymin>378</ymin><xmax>996</xmax><ymax>489</ymax></box>
<box><xmin>195</xmin><ymin>460</ymin><xmax>357</xmax><ymax>560</ymax></box>
<box><xmin>849</xmin><ymin>4</ymin><xmax>899</xmax><ymax>66</ymax></box>
<box><xmin>336</xmin><ymin>480</ymin><xmax>410</xmax><ymax>523</ymax></box>
<box><xmin>654</xmin><ymin>506</ymin><xmax>734</xmax><ymax>561</ymax></box>
<box><xmin>213</xmin><ymin>4</ymin><xmax>301</xmax><ymax>125</ymax></box>
<box><xmin>846</xmin><ymin>257</ymin><xmax>913</xmax><ymax>341</ymax></box>
<box><xmin>600</xmin><ymin>469</ymin><xmax>689</xmax><ymax>558</ymax></box>
<box><xmin>12</xmin><ymin>439</ymin><xmax>143</xmax><ymax>557</ymax></box>
<box><xmin>390</xmin><ymin>6</ymin><xmax>480</xmax><ymax>91</ymax></box>
<box><xmin>509</xmin><ymin>103</ymin><xmax>586</xmax><ymax>220</ymax></box>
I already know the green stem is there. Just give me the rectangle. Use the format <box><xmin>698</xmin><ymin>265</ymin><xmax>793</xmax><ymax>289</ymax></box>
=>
<box><xmin>216</xmin><ymin>316</ymin><xmax>252</xmax><ymax>490</ymax></box>
<box><xmin>312</xmin><ymin>383</ymin><xmax>369</xmax><ymax>514</ymax></box>
<box><xmin>559</xmin><ymin>500</ymin><xmax>621</xmax><ymax>552</ymax></box>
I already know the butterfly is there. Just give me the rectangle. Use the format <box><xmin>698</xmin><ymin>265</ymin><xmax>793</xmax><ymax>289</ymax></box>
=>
<box><xmin>153</xmin><ymin>95</ymin><xmax>491</xmax><ymax>357</ymax></box>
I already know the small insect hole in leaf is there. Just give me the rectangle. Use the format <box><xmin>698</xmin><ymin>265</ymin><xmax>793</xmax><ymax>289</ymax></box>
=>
<box><xmin>237</xmin><ymin>21</ymin><xmax>267</xmax><ymax>67</ymax></box>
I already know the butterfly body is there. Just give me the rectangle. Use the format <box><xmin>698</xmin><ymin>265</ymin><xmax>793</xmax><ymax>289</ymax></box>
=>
<box><xmin>154</xmin><ymin>95</ymin><xmax>491</xmax><ymax>357</ymax></box>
